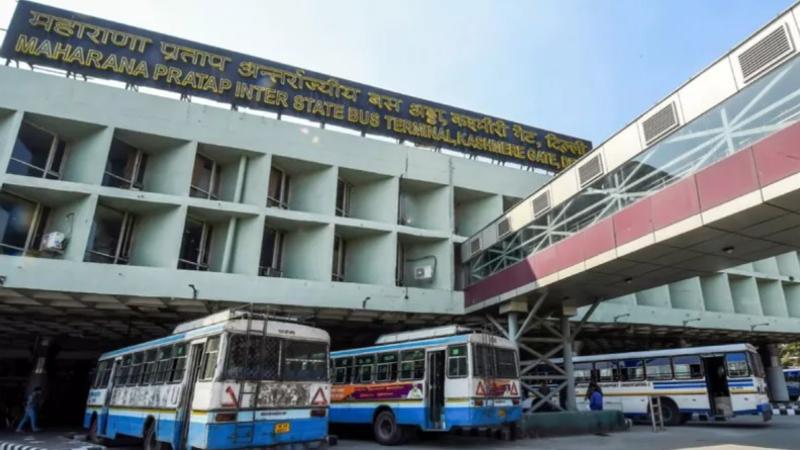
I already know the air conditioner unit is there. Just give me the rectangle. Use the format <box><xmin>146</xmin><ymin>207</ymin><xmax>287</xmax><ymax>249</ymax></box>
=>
<box><xmin>414</xmin><ymin>265</ymin><xmax>434</xmax><ymax>281</ymax></box>
<box><xmin>39</xmin><ymin>231</ymin><xmax>66</xmax><ymax>253</ymax></box>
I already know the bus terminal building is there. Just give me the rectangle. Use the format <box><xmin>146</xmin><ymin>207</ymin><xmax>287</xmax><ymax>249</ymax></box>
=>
<box><xmin>0</xmin><ymin>0</ymin><xmax>800</xmax><ymax>425</ymax></box>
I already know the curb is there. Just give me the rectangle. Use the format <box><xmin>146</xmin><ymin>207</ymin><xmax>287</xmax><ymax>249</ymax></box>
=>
<box><xmin>771</xmin><ymin>404</ymin><xmax>799</xmax><ymax>416</ymax></box>
<box><xmin>0</xmin><ymin>442</ymin><xmax>48</xmax><ymax>450</ymax></box>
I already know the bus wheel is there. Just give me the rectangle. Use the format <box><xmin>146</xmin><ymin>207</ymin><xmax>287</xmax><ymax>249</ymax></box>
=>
<box><xmin>143</xmin><ymin>421</ymin><xmax>165</xmax><ymax>450</ymax></box>
<box><xmin>659</xmin><ymin>398</ymin><xmax>681</xmax><ymax>426</ymax></box>
<box><xmin>373</xmin><ymin>410</ymin><xmax>405</xmax><ymax>446</ymax></box>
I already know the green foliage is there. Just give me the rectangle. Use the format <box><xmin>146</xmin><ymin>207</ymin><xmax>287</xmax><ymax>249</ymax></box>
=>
<box><xmin>781</xmin><ymin>342</ymin><xmax>800</xmax><ymax>367</ymax></box>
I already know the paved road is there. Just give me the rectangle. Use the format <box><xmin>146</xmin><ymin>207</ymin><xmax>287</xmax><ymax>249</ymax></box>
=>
<box><xmin>339</xmin><ymin>416</ymin><xmax>800</xmax><ymax>450</ymax></box>
<box><xmin>1</xmin><ymin>416</ymin><xmax>797</xmax><ymax>450</ymax></box>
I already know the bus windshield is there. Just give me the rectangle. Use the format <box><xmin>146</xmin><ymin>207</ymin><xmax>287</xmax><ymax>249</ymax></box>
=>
<box><xmin>224</xmin><ymin>334</ymin><xmax>327</xmax><ymax>381</ymax></box>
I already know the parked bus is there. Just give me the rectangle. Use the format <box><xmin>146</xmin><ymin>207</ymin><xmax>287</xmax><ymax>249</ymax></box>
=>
<box><xmin>785</xmin><ymin>368</ymin><xmax>800</xmax><ymax>401</ymax></box>
<box><xmin>547</xmin><ymin>343</ymin><xmax>771</xmax><ymax>425</ymax></box>
<box><xmin>84</xmin><ymin>309</ymin><xmax>331</xmax><ymax>450</ymax></box>
<box><xmin>329</xmin><ymin>325</ymin><xmax>521</xmax><ymax>445</ymax></box>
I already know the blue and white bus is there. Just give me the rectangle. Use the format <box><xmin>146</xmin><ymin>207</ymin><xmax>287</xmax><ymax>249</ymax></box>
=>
<box><xmin>330</xmin><ymin>326</ymin><xmax>521</xmax><ymax>445</ymax></box>
<box><xmin>548</xmin><ymin>343</ymin><xmax>771</xmax><ymax>425</ymax></box>
<box><xmin>84</xmin><ymin>310</ymin><xmax>331</xmax><ymax>450</ymax></box>
<box><xmin>785</xmin><ymin>368</ymin><xmax>800</xmax><ymax>401</ymax></box>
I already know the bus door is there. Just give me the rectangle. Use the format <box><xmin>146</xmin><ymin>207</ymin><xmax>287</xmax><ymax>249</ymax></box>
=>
<box><xmin>99</xmin><ymin>359</ymin><xmax>121</xmax><ymax>435</ymax></box>
<box><xmin>426</xmin><ymin>350</ymin><xmax>446</xmax><ymax>429</ymax></box>
<box><xmin>176</xmin><ymin>342</ymin><xmax>205</xmax><ymax>450</ymax></box>
<box><xmin>702</xmin><ymin>355</ymin><xmax>732</xmax><ymax>417</ymax></box>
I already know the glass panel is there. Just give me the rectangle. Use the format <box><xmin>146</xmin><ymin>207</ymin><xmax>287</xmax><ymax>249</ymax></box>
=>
<box><xmin>259</xmin><ymin>227</ymin><xmax>282</xmax><ymax>275</ymax></box>
<box><xmin>200</xmin><ymin>336</ymin><xmax>220</xmax><ymax>381</ymax></box>
<box><xmin>447</xmin><ymin>345</ymin><xmax>468</xmax><ymax>378</ymax></box>
<box><xmin>170</xmin><ymin>344</ymin><xmax>187</xmax><ymax>383</ymax></box>
<box><xmin>574</xmin><ymin>362</ymin><xmax>592</xmax><ymax>382</ymax></box>
<box><xmin>190</xmin><ymin>154</ymin><xmax>216</xmax><ymax>198</ymax></box>
<box><xmin>726</xmin><ymin>352</ymin><xmax>750</xmax><ymax>377</ymax></box>
<box><xmin>595</xmin><ymin>361</ymin><xmax>617</xmax><ymax>382</ymax></box>
<box><xmin>267</xmin><ymin>167</ymin><xmax>288</xmax><ymax>207</ymax></box>
<box><xmin>673</xmin><ymin>355</ymin><xmax>703</xmax><ymax>379</ymax></box>
<box><xmin>9</xmin><ymin>122</ymin><xmax>54</xmax><ymax>176</ymax></box>
<box><xmin>179</xmin><ymin>219</ymin><xmax>210</xmax><ymax>270</ymax></box>
<box><xmin>155</xmin><ymin>346</ymin><xmax>174</xmax><ymax>384</ymax></box>
<box><xmin>85</xmin><ymin>206</ymin><xmax>125</xmax><ymax>262</ymax></box>
<box><xmin>399</xmin><ymin>349</ymin><xmax>425</xmax><ymax>380</ymax></box>
<box><xmin>645</xmin><ymin>357</ymin><xmax>673</xmax><ymax>380</ymax></box>
<box><xmin>282</xmin><ymin>340</ymin><xmax>327</xmax><ymax>381</ymax></box>
<box><xmin>0</xmin><ymin>193</ymin><xmax>37</xmax><ymax>254</ymax></box>
<box><xmin>496</xmin><ymin>348</ymin><xmax>517</xmax><ymax>378</ymax></box>
<box><xmin>142</xmin><ymin>349</ymin><xmax>158</xmax><ymax>384</ymax></box>
<box><xmin>223</xmin><ymin>334</ymin><xmax>280</xmax><ymax>380</ymax></box>
<box><xmin>103</xmin><ymin>138</ymin><xmax>139</xmax><ymax>188</ymax></box>
<box><xmin>619</xmin><ymin>359</ymin><xmax>644</xmax><ymax>381</ymax></box>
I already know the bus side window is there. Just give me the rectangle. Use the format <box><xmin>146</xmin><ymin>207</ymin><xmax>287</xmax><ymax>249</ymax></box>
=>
<box><xmin>726</xmin><ymin>352</ymin><xmax>750</xmax><ymax>377</ymax></box>
<box><xmin>595</xmin><ymin>361</ymin><xmax>617</xmax><ymax>382</ymax></box>
<box><xmin>333</xmin><ymin>357</ymin><xmax>353</xmax><ymax>384</ymax></box>
<box><xmin>155</xmin><ymin>345</ymin><xmax>174</xmax><ymax>384</ymax></box>
<box><xmin>673</xmin><ymin>355</ymin><xmax>703</xmax><ymax>379</ymax></box>
<box><xmin>400</xmin><ymin>349</ymin><xmax>425</xmax><ymax>380</ymax></box>
<box><xmin>376</xmin><ymin>352</ymin><xmax>399</xmax><ymax>382</ymax></box>
<box><xmin>355</xmin><ymin>355</ymin><xmax>375</xmax><ymax>383</ymax></box>
<box><xmin>574</xmin><ymin>363</ymin><xmax>592</xmax><ymax>382</ymax></box>
<box><xmin>447</xmin><ymin>345</ymin><xmax>468</xmax><ymax>378</ymax></box>
<box><xmin>128</xmin><ymin>352</ymin><xmax>145</xmax><ymax>386</ymax></box>
<box><xmin>94</xmin><ymin>360</ymin><xmax>112</xmax><ymax>388</ymax></box>
<box><xmin>747</xmin><ymin>352</ymin><xmax>765</xmax><ymax>378</ymax></box>
<box><xmin>141</xmin><ymin>349</ymin><xmax>158</xmax><ymax>385</ymax></box>
<box><xmin>619</xmin><ymin>359</ymin><xmax>644</xmax><ymax>381</ymax></box>
<box><xmin>115</xmin><ymin>355</ymin><xmax>132</xmax><ymax>385</ymax></box>
<box><xmin>645</xmin><ymin>357</ymin><xmax>673</xmax><ymax>380</ymax></box>
<box><xmin>199</xmin><ymin>336</ymin><xmax>220</xmax><ymax>381</ymax></box>
<box><xmin>170</xmin><ymin>344</ymin><xmax>188</xmax><ymax>383</ymax></box>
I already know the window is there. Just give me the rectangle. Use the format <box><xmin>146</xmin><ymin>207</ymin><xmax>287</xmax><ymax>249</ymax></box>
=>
<box><xmin>190</xmin><ymin>154</ymin><xmax>220</xmax><ymax>199</ymax></box>
<box><xmin>496</xmin><ymin>348</ymin><xmax>518</xmax><ymax>379</ymax></box>
<box><xmin>332</xmin><ymin>235</ymin><xmax>346</xmax><ymax>282</ymax></box>
<box><xmin>115</xmin><ymin>355</ymin><xmax>132</xmax><ymax>385</ymax></box>
<box><xmin>259</xmin><ymin>227</ymin><xmax>284</xmax><ymax>277</ymax></box>
<box><xmin>0</xmin><ymin>192</ymin><xmax>50</xmax><ymax>256</ymax></box>
<box><xmin>376</xmin><ymin>352</ymin><xmax>399</xmax><ymax>383</ymax></box>
<box><xmin>141</xmin><ymin>349</ymin><xmax>158</xmax><ymax>384</ymax></box>
<box><xmin>447</xmin><ymin>345</ymin><xmax>468</xmax><ymax>378</ymax></box>
<box><xmin>282</xmin><ymin>340</ymin><xmax>328</xmax><ymax>382</ymax></box>
<box><xmin>619</xmin><ymin>359</ymin><xmax>645</xmax><ymax>381</ymax></box>
<box><xmin>595</xmin><ymin>361</ymin><xmax>618</xmax><ymax>382</ymax></box>
<box><xmin>333</xmin><ymin>357</ymin><xmax>353</xmax><ymax>384</ymax></box>
<box><xmin>399</xmin><ymin>349</ymin><xmax>425</xmax><ymax>380</ymax></box>
<box><xmin>472</xmin><ymin>344</ymin><xmax>497</xmax><ymax>378</ymax></box>
<box><xmin>395</xmin><ymin>242</ymin><xmax>405</xmax><ymax>286</ymax></box>
<box><xmin>93</xmin><ymin>360</ymin><xmax>113</xmax><ymax>388</ymax></box>
<box><xmin>645</xmin><ymin>357</ymin><xmax>673</xmax><ymax>380</ymax></box>
<box><xmin>8</xmin><ymin>121</ymin><xmax>66</xmax><ymax>179</ymax></box>
<box><xmin>748</xmin><ymin>352</ymin><xmax>765</xmax><ymax>379</ymax></box>
<box><xmin>673</xmin><ymin>355</ymin><xmax>703</xmax><ymax>379</ymax></box>
<box><xmin>574</xmin><ymin>362</ymin><xmax>593</xmax><ymax>383</ymax></box>
<box><xmin>178</xmin><ymin>218</ymin><xmax>212</xmax><ymax>270</ymax></box>
<box><xmin>170</xmin><ymin>344</ymin><xmax>188</xmax><ymax>383</ymax></box>
<box><xmin>155</xmin><ymin>346</ymin><xmax>174</xmax><ymax>384</ymax></box>
<box><xmin>103</xmin><ymin>138</ymin><xmax>147</xmax><ymax>190</ymax></box>
<box><xmin>128</xmin><ymin>352</ymin><xmax>145</xmax><ymax>386</ymax></box>
<box><xmin>355</xmin><ymin>354</ymin><xmax>375</xmax><ymax>384</ymax></box>
<box><xmin>224</xmin><ymin>334</ymin><xmax>281</xmax><ymax>380</ymax></box>
<box><xmin>85</xmin><ymin>205</ymin><xmax>135</xmax><ymax>264</ymax></box>
<box><xmin>199</xmin><ymin>336</ymin><xmax>220</xmax><ymax>381</ymax></box>
<box><xmin>726</xmin><ymin>352</ymin><xmax>750</xmax><ymax>378</ymax></box>
<box><xmin>335</xmin><ymin>178</ymin><xmax>351</xmax><ymax>217</ymax></box>
<box><xmin>267</xmin><ymin>167</ymin><xmax>289</xmax><ymax>208</ymax></box>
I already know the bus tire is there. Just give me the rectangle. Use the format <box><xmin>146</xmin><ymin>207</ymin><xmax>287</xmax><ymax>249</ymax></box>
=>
<box><xmin>659</xmin><ymin>398</ymin><xmax>681</xmax><ymax>426</ymax></box>
<box><xmin>143</xmin><ymin>420</ymin><xmax>165</xmax><ymax>450</ymax></box>
<box><xmin>373</xmin><ymin>410</ymin><xmax>405</xmax><ymax>446</ymax></box>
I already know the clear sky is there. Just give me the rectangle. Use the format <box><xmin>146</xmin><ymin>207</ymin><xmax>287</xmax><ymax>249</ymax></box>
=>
<box><xmin>0</xmin><ymin>0</ymin><xmax>795</xmax><ymax>145</ymax></box>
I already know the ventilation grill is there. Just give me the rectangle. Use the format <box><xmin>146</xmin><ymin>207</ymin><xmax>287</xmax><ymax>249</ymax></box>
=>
<box><xmin>577</xmin><ymin>154</ymin><xmax>604</xmax><ymax>187</ymax></box>
<box><xmin>642</xmin><ymin>102</ymin><xmax>679</xmax><ymax>146</ymax></box>
<box><xmin>497</xmin><ymin>218</ymin><xmax>511</xmax><ymax>237</ymax></box>
<box><xmin>469</xmin><ymin>237</ymin><xmax>482</xmax><ymax>256</ymax></box>
<box><xmin>739</xmin><ymin>25</ymin><xmax>794</xmax><ymax>83</ymax></box>
<box><xmin>532</xmin><ymin>191</ymin><xmax>551</xmax><ymax>218</ymax></box>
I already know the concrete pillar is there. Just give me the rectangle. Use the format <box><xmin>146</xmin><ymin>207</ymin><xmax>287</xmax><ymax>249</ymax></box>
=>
<box><xmin>561</xmin><ymin>314</ymin><xmax>576</xmax><ymax>411</ymax></box>
<box><xmin>507</xmin><ymin>312</ymin><xmax>518</xmax><ymax>341</ymax></box>
<box><xmin>764</xmin><ymin>344</ymin><xmax>790</xmax><ymax>402</ymax></box>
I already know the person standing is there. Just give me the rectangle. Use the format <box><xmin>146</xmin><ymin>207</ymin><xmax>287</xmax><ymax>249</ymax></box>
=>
<box><xmin>589</xmin><ymin>382</ymin><xmax>604</xmax><ymax>411</ymax></box>
<box><xmin>16</xmin><ymin>387</ymin><xmax>42</xmax><ymax>433</ymax></box>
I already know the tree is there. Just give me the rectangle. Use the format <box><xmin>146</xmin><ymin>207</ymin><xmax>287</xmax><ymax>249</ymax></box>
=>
<box><xmin>781</xmin><ymin>342</ymin><xmax>800</xmax><ymax>367</ymax></box>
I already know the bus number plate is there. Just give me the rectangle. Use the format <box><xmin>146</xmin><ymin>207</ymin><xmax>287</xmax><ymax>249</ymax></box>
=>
<box><xmin>274</xmin><ymin>422</ymin><xmax>290</xmax><ymax>434</ymax></box>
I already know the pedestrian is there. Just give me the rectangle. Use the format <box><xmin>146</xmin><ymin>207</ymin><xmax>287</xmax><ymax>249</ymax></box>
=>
<box><xmin>538</xmin><ymin>381</ymin><xmax>553</xmax><ymax>412</ymax></box>
<box><xmin>589</xmin><ymin>382</ymin><xmax>603</xmax><ymax>411</ymax></box>
<box><xmin>15</xmin><ymin>387</ymin><xmax>42</xmax><ymax>433</ymax></box>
